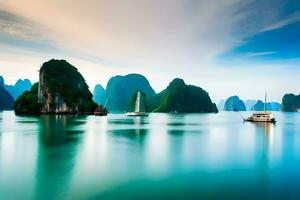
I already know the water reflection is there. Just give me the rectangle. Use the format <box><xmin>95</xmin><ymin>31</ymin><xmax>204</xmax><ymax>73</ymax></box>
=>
<box><xmin>108</xmin><ymin>116</ymin><xmax>149</xmax><ymax>125</ymax></box>
<box><xmin>252</xmin><ymin>122</ymin><xmax>276</xmax><ymax>195</ymax></box>
<box><xmin>253</xmin><ymin>122</ymin><xmax>275</xmax><ymax>159</ymax></box>
<box><xmin>110</xmin><ymin>129</ymin><xmax>148</xmax><ymax>140</ymax></box>
<box><xmin>39</xmin><ymin>115</ymin><xmax>86</xmax><ymax>146</ymax></box>
<box><xmin>35</xmin><ymin>115</ymin><xmax>87</xmax><ymax>199</ymax></box>
<box><xmin>1</xmin><ymin>112</ymin><xmax>300</xmax><ymax>199</ymax></box>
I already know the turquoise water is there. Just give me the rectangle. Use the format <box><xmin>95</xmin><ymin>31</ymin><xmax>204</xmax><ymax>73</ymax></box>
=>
<box><xmin>1</xmin><ymin>111</ymin><xmax>300</xmax><ymax>199</ymax></box>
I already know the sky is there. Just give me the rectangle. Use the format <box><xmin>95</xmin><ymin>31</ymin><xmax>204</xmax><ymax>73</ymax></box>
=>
<box><xmin>0</xmin><ymin>0</ymin><xmax>300</xmax><ymax>102</ymax></box>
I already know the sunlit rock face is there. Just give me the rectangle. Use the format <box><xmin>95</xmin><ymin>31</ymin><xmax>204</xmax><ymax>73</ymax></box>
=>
<box><xmin>38</xmin><ymin>59</ymin><xmax>96</xmax><ymax>114</ymax></box>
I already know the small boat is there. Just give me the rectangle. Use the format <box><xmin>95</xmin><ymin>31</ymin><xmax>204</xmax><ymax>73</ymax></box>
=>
<box><xmin>94</xmin><ymin>111</ymin><xmax>107</xmax><ymax>116</ymax></box>
<box><xmin>126</xmin><ymin>91</ymin><xmax>148</xmax><ymax>116</ymax></box>
<box><xmin>245</xmin><ymin>92</ymin><xmax>276</xmax><ymax>123</ymax></box>
<box><xmin>94</xmin><ymin>105</ymin><xmax>108</xmax><ymax>116</ymax></box>
<box><xmin>245</xmin><ymin>112</ymin><xmax>276</xmax><ymax>123</ymax></box>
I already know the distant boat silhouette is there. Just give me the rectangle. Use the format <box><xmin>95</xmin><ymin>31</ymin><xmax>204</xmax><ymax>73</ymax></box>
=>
<box><xmin>126</xmin><ymin>91</ymin><xmax>148</xmax><ymax>116</ymax></box>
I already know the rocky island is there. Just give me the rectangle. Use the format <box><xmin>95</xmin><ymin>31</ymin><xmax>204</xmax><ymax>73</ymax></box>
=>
<box><xmin>282</xmin><ymin>93</ymin><xmax>300</xmax><ymax>112</ymax></box>
<box><xmin>92</xmin><ymin>84</ymin><xmax>106</xmax><ymax>105</ymax></box>
<box><xmin>224</xmin><ymin>96</ymin><xmax>246</xmax><ymax>111</ymax></box>
<box><xmin>103</xmin><ymin>73</ymin><xmax>156</xmax><ymax>112</ymax></box>
<box><xmin>251</xmin><ymin>100</ymin><xmax>281</xmax><ymax>111</ymax></box>
<box><xmin>14</xmin><ymin>59</ymin><xmax>97</xmax><ymax>114</ymax></box>
<box><xmin>153</xmin><ymin>78</ymin><xmax>218</xmax><ymax>113</ymax></box>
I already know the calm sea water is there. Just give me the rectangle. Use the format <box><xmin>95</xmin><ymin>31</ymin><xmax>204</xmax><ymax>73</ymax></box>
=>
<box><xmin>1</xmin><ymin>111</ymin><xmax>300</xmax><ymax>200</ymax></box>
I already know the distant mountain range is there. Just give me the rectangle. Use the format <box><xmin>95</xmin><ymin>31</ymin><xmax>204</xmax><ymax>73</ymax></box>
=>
<box><xmin>0</xmin><ymin>76</ymin><xmax>14</xmax><ymax>110</ymax></box>
<box><xmin>244</xmin><ymin>100</ymin><xmax>257</xmax><ymax>111</ymax></box>
<box><xmin>4</xmin><ymin>79</ymin><xmax>32</xmax><ymax>100</ymax></box>
<box><xmin>0</xmin><ymin>75</ymin><xmax>32</xmax><ymax>110</ymax></box>
<box><xmin>0</xmin><ymin>75</ymin><xmax>32</xmax><ymax>99</ymax></box>
<box><xmin>8</xmin><ymin>60</ymin><xmax>218</xmax><ymax>114</ymax></box>
<box><xmin>220</xmin><ymin>96</ymin><xmax>281</xmax><ymax>111</ymax></box>
<box><xmin>93</xmin><ymin>74</ymin><xmax>217</xmax><ymax>113</ymax></box>
<box><xmin>5</xmin><ymin>59</ymin><xmax>295</xmax><ymax>114</ymax></box>
<box><xmin>251</xmin><ymin>101</ymin><xmax>281</xmax><ymax>111</ymax></box>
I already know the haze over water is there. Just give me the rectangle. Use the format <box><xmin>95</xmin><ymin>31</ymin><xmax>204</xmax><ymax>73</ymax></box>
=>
<box><xmin>1</xmin><ymin>111</ymin><xmax>300</xmax><ymax>199</ymax></box>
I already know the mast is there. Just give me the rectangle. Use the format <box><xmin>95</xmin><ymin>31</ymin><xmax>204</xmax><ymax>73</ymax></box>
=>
<box><xmin>264</xmin><ymin>92</ymin><xmax>267</xmax><ymax>113</ymax></box>
<box><xmin>135</xmin><ymin>92</ymin><xmax>140</xmax><ymax>112</ymax></box>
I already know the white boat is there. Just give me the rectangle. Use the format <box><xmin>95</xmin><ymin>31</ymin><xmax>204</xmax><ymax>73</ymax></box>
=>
<box><xmin>245</xmin><ymin>92</ymin><xmax>276</xmax><ymax>123</ymax></box>
<box><xmin>125</xmin><ymin>91</ymin><xmax>148</xmax><ymax>116</ymax></box>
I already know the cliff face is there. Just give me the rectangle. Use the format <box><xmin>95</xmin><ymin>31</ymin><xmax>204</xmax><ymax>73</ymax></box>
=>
<box><xmin>38</xmin><ymin>59</ymin><xmax>96</xmax><ymax>114</ymax></box>
<box><xmin>39</xmin><ymin>67</ymin><xmax>68</xmax><ymax>113</ymax></box>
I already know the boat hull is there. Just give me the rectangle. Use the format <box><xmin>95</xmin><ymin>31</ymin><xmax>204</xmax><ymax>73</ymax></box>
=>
<box><xmin>94</xmin><ymin>112</ymin><xmax>107</xmax><ymax>116</ymax></box>
<box><xmin>125</xmin><ymin>112</ymin><xmax>148</xmax><ymax>117</ymax></box>
<box><xmin>244</xmin><ymin>118</ymin><xmax>276</xmax><ymax>123</ymax></box>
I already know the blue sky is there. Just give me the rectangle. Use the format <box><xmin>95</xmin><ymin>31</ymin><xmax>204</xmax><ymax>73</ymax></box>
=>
<box><xmin>0</xmin><ymin>0</ymin><xmax>299</xmax><ymax>102</ymax></box>
<box><xmin>221</xmin><ymin>21</ymin><xmax>300</xmax><ymax>62</ymax></box>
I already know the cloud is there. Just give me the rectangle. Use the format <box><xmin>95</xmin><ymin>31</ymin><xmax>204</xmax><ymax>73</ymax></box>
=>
<box><xmin>239</xmin><ymin>51</ymin><xmax>279</xmax><ymax>61</ymax></box>
<box><xmin>0</xmin><ymin>0</ymin><xmax>246</xmax><ymax>68</ymax></box>
<box><xmin>0</xmin><ymin>0</ymin><xmax>296</xmax><ymax>68</ymax></box>
<box><xmin>261</xmin><ymin>11</ymin><xmax>300</xmax><ymax>32</ymax></box>
<box><xmin>0</xmin><ymin>0</ymin><xmax>299</xmax><ymax>101</ymax></box>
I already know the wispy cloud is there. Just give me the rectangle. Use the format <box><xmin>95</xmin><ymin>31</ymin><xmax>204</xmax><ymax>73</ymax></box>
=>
<box><xmin>0</xmin><ymin>9</ymin><xmax>47</xmax><ymax>41</ymax></box>
<box><xmin>241</xmin><ymin>51</ymin><xmax>279</xmax><ymax>60</ymax></box>
<box><xmin>261</xmin><ymin>11</ymin><xmax>300</xmax><ymax>32</ymax></box>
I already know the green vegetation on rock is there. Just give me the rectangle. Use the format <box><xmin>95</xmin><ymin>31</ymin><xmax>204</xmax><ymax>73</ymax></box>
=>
<box><xmin>39</xmin><ymin>59</ymin><xmax>97</xmax><ymax>113</ymax></box>
<box><xmin>14</xmin><ymin>59</ymin><xmax>98</xmax><ymax>114</ymax></box>
<box><xmin>104</xmin><ymin>74</ymin><xmax>156</xmax><ymax>112</ymax></box>
<box><xmin>13</xmin><ymin>83</ymin><xmax>40</xmax><ymax>114</ymax></box>
<box><xmin>153</xmin><ymin>78</ymin><xmax>217</xmax><ymax>113</ymax></box>
<box><xmin>282</xmin><ymin>93</ymin><xmax>300</xmax><ymax>112</ymax></box>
